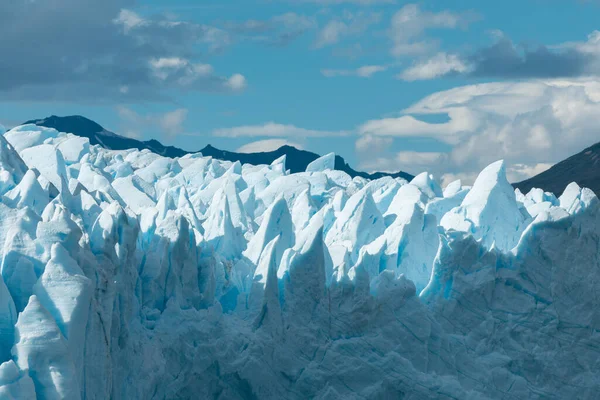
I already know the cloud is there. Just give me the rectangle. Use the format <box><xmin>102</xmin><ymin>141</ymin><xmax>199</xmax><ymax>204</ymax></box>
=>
<box><xmin>398</xmin><ymin>53</ymin><xmax>471</xmax><ymax>81</ymax></box>
<box><xmin>314</xmin><ymin>12</ymin><xmax>381</xmax><ymax>48</ymax></box>
<box><xmin>117</xmin><ymin>106</ymin><xmax>188</xmax><ymax>138</ymax></box>
<box><xmin>321</xmin><ymin>65</ymin><xmax>387</xmax><ymax>78</ymax></box>
<box><xmin>359</xmin><ymin>107</ymin><xmax>478</xmax><ymax>145</ymax></box>
<box><xmin>224</xmin><ymin>13</ymin><xmax>317</xmax><ymax>47</ymax></box>
<box><xmin>359</xmin><ymin>151</ymin><xmax>444</xmax><ymax>174</ymax></box>
<box><xmin>467</xmin><ymin>36</ymin><xmax>592</xmax><ymax>79</ymax></box>
<box><xmin>287</xmin><ymin>0</ymin><xmax>395</xmax><ymax>4</ymax></box>
<box><xmin>0</xmin><ymin>1</ymin><xmax>244</xmax><ymax>102</ymax></box>
<box><xmin>236</xmin><ymin>139</ymin><xmax>304</xmax><ymax>153</ymax></box>
<box><xmin>356</xmin><ymin>79</ymin><xmax>600</xmax><ymax>183</ymax></box>
<box><xmin>213</xmin><ymin>122</ymin><xmax>349</xmax><ymax>138</ymax></box>
<box><xmin>355</xmin><ymin>134</ymin><xmax>393</xmax><ymax>152</ymax></box>
<box><xmin>226</xmin><ymin>74</ymin><xmax>248</xmax><ymax>91</ymax></box>
<box><xmin>389</xmin><ymin>4</ymin><xmax>478</xmax><ymax>57</ymax></box>
<box><xmin>397</xmin><ymin>31</ymin><xmax>600</xmax><ymax>81</ymax></box>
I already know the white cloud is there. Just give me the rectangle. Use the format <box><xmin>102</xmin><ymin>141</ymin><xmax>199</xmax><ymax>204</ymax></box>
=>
<box><xmin>507</xmin><ymin>163</ymin><xmax>553</xmax><ymax>183</ymax></box>
<box><xmin>147</xmin><ymin>57</ymin><xmax>245</xmax><ymax>92</ymax></box>
<box><xmin>315</xmin><ymin>21</ymin><xmax>348</xmax><ymax>48</ymax></box>
<box><xmin>358</xmin><ymin>151</ymin><xmax>444</xmax><ymax>174</ymax></box>
<box><xmin>159</xmin><ymin>109</ymin><xmax>188</xmax><ymax>137</ymax></box>
<box><xmin>226</xmin><ymin>74</ymin><xmax>248</xmax><ymax>91</ymax></box>
<box><xmin>358</xmin><ymin>107</ymin><xmax>478</xmax><ymax>145</ymax></box>
<box><xmin>321</xmin><ymin>65</ymin><xmax>387</xmax><ymax>78</ymax></box>
<box><xmin>389</xmin><ymin>4</ymin><xmax>477</xmax><ymax>57</ymax></box>
<box><xmin>236</xmin><ymin>139</ymin><xmax>304</xmax><ymax>153</ymax></box>
<box><xmin>113</xmin><ymin>9</ymin><xmax>144</xmax><ymax>33</ymax></box>
<box><xmin>150</xmin><ymin>57</ymin><xmax>213</xmax><ymax>81</ymax></box>
<box><xmin>398</xmin><ymin>52</ymin><xmax>471</xmax><ymax>81</ymax></box>
<box><xmin>355</xmin><ymin>134</ymin><xmax>392</xmax><ymax>152</ymax></box>
<box><xmin>315</xmin><ymin>12</ymin><xmax>381</xmax><ymax>48</ymax></box>
<box><xmin>117</xmin><ymin>106</ymin><xmax>188</xmax><ymax>138</ymax></box>
<box><xmin>356</xmin><ymin>79</ymin><xmax>600</xmax><ymax>183</ymax></box>
<box><xmin>213</xmin><ymin>122</ymin><xmax>348</xmax><ymax>137</ymax></box>
<box><xmin>293</xmin><ymin>0</ymin><xmax>395</xmax><ymax>4</ymax></box>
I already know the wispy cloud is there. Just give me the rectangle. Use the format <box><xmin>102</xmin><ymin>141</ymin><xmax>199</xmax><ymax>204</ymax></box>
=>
<box><xmin>389</xmin><ymin>4</ymin><xmax>479</xmax><ymax>57</ymax></box>
<box><xmin>213</xmin><ymin>122</ymin><xmax>350</xmax><ymax>138</ymax></box>
<box><xmin>223</xmin><ymin>13</ymin><xmax>317</xmax><ymax>47</ymax></box>
<box><xmin>398</xmin><ymin>53</ymin><xmax>471</xmax><ymax>81</ymax></box>
<box><xmin>314</xmin><ymin>12</ymin><xmax>382</xmax><ymax>48</ymax></box>
<box><xmin>117</xmin><ymin>106</ymin><xmax>189</xmax><ymax>138</ymax></box>
<box><xmin>286</xmin><ymin>0</ymin><xmax>396</xmax><ymax>5</ymax></box>
<box><xmin>321</xmin><ymin>65</ymin><xmax>388</xmax><ymax>78</ymax></box>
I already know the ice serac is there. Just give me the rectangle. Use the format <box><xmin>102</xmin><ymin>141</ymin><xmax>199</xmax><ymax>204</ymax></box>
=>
<box><xmin>32</xmin><ymin>244</ymin><xmax>92</xmax><ymax>383</ymax></box>
<box><xmin>0</xmin><ymin>275</ymin><xmax>16</xmax><ymax>362</ymax></box>
<box><xmin>291</xmin><ymin>188</ymin><xmax>316</xmax><ymax>233</ymax></box>
<box><xmin>0</xmin><ymin>135</ymin><xmax>28</xmax><ymax>195</ymax></box>
<box><xmin>0</xmin><ymin>360</ymin><xmax>37</xmax><ymax>399</ymax></box>
<box><xmin>305</xmin><ymin>152</ymin><xmax>335</xmax><ymax>172</ymax></box>
<box><xmin>441</xmin><ymin>160</ymin><xmax>529</xmax><ymax>251</ymax></box>
<box><xmin>203</xmin><ymin>189</ymin><xmax>245</xmax><ymax>260</ymax></box>
<box><xmin>12</xmin><ymin>295</ymin><xmax>80</xmax><ymax>400</ymax></box>
<box><xmin>252</xmin><ymin>237</ymin><xmax>284</xmax><ymax>336</ymax></box>
<box><xmin>410</xmin><ymin>172</ymin><xmax>442</xmax><ymax>199</ymax></box>
<box><xmin>2</xmin><ymin>124</ymin><xmax>600</xmax><ymax>398</ymax></box>
<box><xmin>4</xmin><ymin>169</ymin><xmax>49</xmax><ymax>215</ymax></box>
<box><xmin>326</xmin><ymin>187</ymin><xmax>385</xmax><ymax>269</ymax></box>
<box><xmin>244</xmin><ymin>196</ymin><xmax>294</xmax><ymax>268</ymax></box>
<box><xmin>283</xmin><ymin>225</ymin><xmax>326</xmax><ymax>322</ymax></box>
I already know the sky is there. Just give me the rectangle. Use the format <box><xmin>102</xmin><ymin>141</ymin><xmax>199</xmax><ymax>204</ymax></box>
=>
<box><xmin>2</xmin><ymin>0</ymin><xmax>600</xmax><ymax>184</ymax></box>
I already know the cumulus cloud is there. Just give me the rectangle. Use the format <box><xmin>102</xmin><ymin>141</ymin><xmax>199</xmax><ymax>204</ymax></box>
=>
<box><xmin>0</xmin><ymin>0</ymin><xmax>244</xmax><ymax>102</ymax></box>
<box><xmin>236</xmin><ymin>139</ymin><xmax>304</xmax><ymax>153</ymax></box>
<box><xmin>321</xmin><ymin>65</ymin><xmax>388</xmax><ymax>78</ymax></box>
<box><xmin>213</xmin><ymin>122</ymin><xmax>349</xmax><ymax>138</ymax></box>
<box><xmin>356</xmin><ymin>79</ymin><xmax>600</xmax><ymax>183</ymax></box>
<box><xmin>389</xmin><ymin>4</ymin><xmax>478</xmax><ymax>57</ymax></box>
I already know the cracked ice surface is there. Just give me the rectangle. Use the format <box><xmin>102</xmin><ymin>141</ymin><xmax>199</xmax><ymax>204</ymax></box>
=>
<box><xmin>0</xmin><ymin>124</ymin><xmax>599</xmax><ymax>399</ymax></box>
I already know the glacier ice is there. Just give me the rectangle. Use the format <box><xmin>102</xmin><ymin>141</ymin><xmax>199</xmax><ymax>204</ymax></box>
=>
<box><xmin>0</xmin><ymin>124</ymin><xmax>598</xmax><ymax>398</ymax></box>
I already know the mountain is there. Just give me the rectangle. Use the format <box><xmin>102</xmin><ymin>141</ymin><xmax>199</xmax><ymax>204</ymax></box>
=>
<box><xmin>515</xmin><ymin>141</ymin><xmax>600</xmax><ymax>195</ymax></box>
<box><xmin>23</xmin><ymin>115</ymin><xmax>413</xmax><ymax>181</ymax></box>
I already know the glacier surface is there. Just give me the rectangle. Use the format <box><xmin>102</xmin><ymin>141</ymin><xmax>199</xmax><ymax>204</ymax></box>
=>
<box><xmin>0</xmin><ymin>124</ymin><xmax>598</xmax><ymax>399</ymax></box>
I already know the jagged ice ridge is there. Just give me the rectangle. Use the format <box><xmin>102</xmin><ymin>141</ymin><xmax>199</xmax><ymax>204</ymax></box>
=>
<box><xmin>0</xmin><ymin>124</ymin><xmax>598</xmax><ymax>399</ymax></box>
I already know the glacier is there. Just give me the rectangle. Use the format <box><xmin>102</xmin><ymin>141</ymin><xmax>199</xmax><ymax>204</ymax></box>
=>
<box><xmin>0</xmin><ymin>124</ymin><xmax>598</xmax><ymax>398</ymax></box>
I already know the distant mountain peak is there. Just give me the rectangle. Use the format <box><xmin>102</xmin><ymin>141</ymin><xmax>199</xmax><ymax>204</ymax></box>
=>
<box><xmin>515</xmin><ymin>141</ymin><xmax>600</xmax><ymax>196</ymax></box>
<box><xmin>20</xmin><ymin>115</ymin><xmax>414</xmax><ymax>181</ymax></box>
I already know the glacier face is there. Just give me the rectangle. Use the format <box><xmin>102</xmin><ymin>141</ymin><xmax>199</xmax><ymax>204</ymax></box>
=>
<box><xmin>0</xmin><ymin>124</ymin><xmax>599</xmax><ymax>399</ymax></box>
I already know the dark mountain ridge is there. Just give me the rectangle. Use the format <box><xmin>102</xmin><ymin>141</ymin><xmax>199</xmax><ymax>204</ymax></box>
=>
<box><xmin>23</xmin><ymin>115</ymin><xmax>413</xmax><ymax>181</ymax></box>
<box><xmin>515</xmin><ymin>141</ymin><xmax>600</xmax><ymax>196</ymax></box>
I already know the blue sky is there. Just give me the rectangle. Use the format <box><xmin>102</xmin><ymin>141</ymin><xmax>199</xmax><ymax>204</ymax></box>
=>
<box><xmin>2</xmin><ymin>0</ymin><xmax>600</xmax><ymax>183</ymax></box>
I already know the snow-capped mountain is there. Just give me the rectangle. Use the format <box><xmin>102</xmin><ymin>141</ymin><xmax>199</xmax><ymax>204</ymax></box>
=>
<box><xmin>0</xmin><ymin>123</ymin><xmax>599</xmax><ymax>399</ymax></box>
<box><xmin>25</xmin><ymin>115</ymin><xmax>414</xmax><ymax>181</ymax></box>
